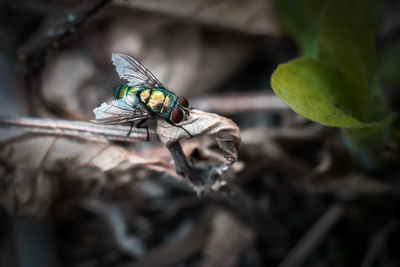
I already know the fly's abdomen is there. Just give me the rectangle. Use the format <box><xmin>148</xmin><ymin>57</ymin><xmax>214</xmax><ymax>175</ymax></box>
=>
<box><xmin>114</xmin><ymin>84</ymin><xmax>129</xmax><ymax>100</ymax></box>
<box><xmin>115</xmin><ymin>84</ymin><xmax>141</xmax><ymax>105</ymax></box>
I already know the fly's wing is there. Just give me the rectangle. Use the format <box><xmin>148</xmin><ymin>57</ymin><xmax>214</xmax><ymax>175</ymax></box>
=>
<box><xmin>91</xmin><ymin>99</ymin><xmax>152</xmax><ymax>125</ymax></box>
<box><xmin>112</xmin><ymin>53</ymin><xmax>165</xmax><ymax>89</ymax></box>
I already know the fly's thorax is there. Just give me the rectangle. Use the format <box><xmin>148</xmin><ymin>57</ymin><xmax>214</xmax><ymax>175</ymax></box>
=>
<box><xmin>161</xmin><ymin>94</ymin><xmax>173</xmax><ymax>114</ymax></box>
<box><xmin>146</xmin><ymin>89</ymin><xmax>169</xmax><ymax>113</ymax></box>
<box><xmin>147</xmin><ymin>90</ymin><xmax>165</xmax><ymax>113</ymax></box>
<box><xmin>140</xmin><ymin>89</ymin><xmax>177</xmax><ymax>118</ymax></box>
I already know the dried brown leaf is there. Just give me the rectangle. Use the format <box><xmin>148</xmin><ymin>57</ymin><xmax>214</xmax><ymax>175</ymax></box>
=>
<box><xmin>0</xmin><ymin>135</ymin><xmax>174</xmax><ymax>216</ymax></box>
<box><xmin>1</xmin><ymin>136</ymin><xmax>167</xmax><ymax>171</ymax></box>
<box><xmin>157</xmin><ymin>109</ymin><xmax>241</xmax><ymax>165</ymax></box>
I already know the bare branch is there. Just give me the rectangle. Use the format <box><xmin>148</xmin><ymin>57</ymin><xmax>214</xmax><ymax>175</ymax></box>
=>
<box><xmin>0</xmin><ymin>116</ymin><xmax>156</xmax><ymax>142</ymax></box>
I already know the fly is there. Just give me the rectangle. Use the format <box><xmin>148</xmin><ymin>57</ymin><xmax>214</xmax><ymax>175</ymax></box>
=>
<box><xmin>92</xmin><ymin>53</ymin><xmax>192</xmax><ymax>140</ymax></box>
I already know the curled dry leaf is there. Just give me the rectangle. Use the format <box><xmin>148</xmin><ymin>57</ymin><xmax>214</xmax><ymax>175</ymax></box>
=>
<box><xmin>0</xmin><ymin>135</ymin><xmax>174</xmax><ymax>216</ymax></box>
<box><xmin>157</xmin><ymin>109</ymin><xmax>241</xmax><ymax>165</ymax></box>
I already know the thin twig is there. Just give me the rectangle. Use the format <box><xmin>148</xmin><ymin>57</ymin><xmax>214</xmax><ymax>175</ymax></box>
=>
<box><xmin>361</xmin><ymin>221</ymin><xmax>399</xmax><ymax>267</ymax></box>
<box><xmin>191</xmin><ymin>92</ymin><xmax>288</xmax><ymax>115</ymax></box>
<box><xmin>19</xmin><ymin>0</ymin><xmax>111</xmax><ymax>69</ymax></box>
<box><xmin>278</xmin><ymin>202</ymin><xmax>345</xmax><ymax>267</ymax></box>
<box><xmin>0</xmin><ymin>116</ymin><xmax>156</xmax><ymax>142</ymax></box>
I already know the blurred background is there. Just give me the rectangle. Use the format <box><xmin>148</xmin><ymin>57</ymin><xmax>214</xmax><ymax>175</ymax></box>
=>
<box><xmin>1</xmin><ymin>0</ymin><xmax>400</xmax><ymax>266</ymax></box>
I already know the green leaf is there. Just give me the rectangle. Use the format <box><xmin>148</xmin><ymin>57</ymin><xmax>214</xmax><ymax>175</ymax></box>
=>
<box><xmin>317</xmin><ymin>0</ymin><xmax>389</xmax><ymax>125</ymax></box>
<box><xmin>270</xmin><ymin>57</ymin><xmax>389</xmax><ymax>128</ymax></box>
<box><xmin>275</xmin><ymin>0</ymin><xmax>322</xmax><ymax>58</ymax></box>
<box><xmin>272</xmin><ymin>0</ymin><xmax>395</xmax><ymax>153</ymax></box>
<box><xmin>318</xmin><ymin>0</ymin><xmax>376</xmax><ymax>90</ymax></box>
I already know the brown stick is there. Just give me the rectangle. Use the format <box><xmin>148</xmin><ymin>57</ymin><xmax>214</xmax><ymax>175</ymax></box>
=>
<box><xmin>0</xmin><ymin>116</ymin><xmax>156</xmax><ymax>143</ymax></box>
<box><xmin>191</xmin><ymin>92</ymin><xmax>288</xmax><ymax>115</ymax></box>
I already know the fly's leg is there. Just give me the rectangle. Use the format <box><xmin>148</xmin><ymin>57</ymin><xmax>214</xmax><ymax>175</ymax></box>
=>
<box><xmin>167</xmin><ymin>120</ymin><xmax>193</xmax><ymax>138</ymax></box>
<box><xmin>179</xmin><ymin>125</ymin><xmax>193</xmax><ymax>138</ymax></box>
<box><xmin>127</xmin><ymin>122</ymin><xmax>134</xmax><ymax>137</ymax></box>
<box><xmin>136</xmin><ymin>119</ymin><xmax>150</xmax><ymax>141</ymax></box>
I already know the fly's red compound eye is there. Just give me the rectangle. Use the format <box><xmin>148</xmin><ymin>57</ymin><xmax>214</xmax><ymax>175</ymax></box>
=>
<box><xmin>171</xmin><ymin>107</ymin><xmax>184</xmax><ymax>124</ymax></box>
<box><xmin>177</xmin><ymin>97</ymin><xmax>189</xmax><ymax>108</ymax></box>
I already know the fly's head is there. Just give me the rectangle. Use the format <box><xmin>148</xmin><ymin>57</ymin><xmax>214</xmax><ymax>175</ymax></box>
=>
<box><xmin>170</xmin><ymin>97</ymin><xmax>190</xmax><ymax>124</ymax></box>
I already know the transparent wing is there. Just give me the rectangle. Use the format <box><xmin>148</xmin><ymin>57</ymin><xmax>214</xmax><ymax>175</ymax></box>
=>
<box><xmin>112</xmin><ymin>53</ymin><xmax>165</xmax><ymax>89</ymax></box>
<box><xmin>91</xmin><ymin>100</ymin><xmax>153</xmax><ymax>125</ymax></box>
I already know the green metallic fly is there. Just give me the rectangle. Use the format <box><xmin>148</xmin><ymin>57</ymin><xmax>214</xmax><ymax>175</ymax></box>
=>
<box><xmin>92</xmin><ymin>53</ymin><xmax>191</xmax><ymax>138</ymax></box>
